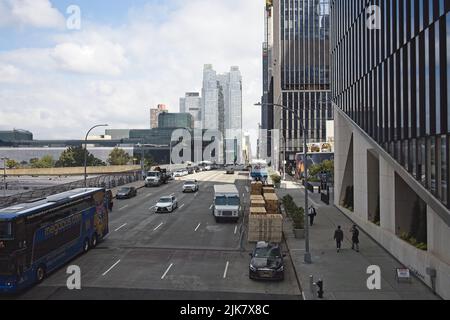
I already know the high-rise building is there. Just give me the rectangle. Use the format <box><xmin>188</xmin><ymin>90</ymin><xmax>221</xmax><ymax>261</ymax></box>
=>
<box><xmin>331</xmin><ymin>1</ymin><xmax>450</xmax><ymax>299</ymax></box>
<box><xmin>158</xmin><ymin>113</ymin><xmax>193</xmax><ymax>129</ymax></box>
<box><xmin>266</xmin><ymin>0</ymin><xmax>332</xmax><ymax>169</ymax></box>
<box><xmin>150</xmin><ymin>104</ymin><xmax>168</xmax><ymax>129</ymax></box>
<box><xmin>202</xmin><ymin>65</ymin><xmax>219</xmax><ymax>130</ymax></box>
<box><xmin>180</xmin><ymin>93</ymin><xmax>202</xmax><ymax>129</ymax></box>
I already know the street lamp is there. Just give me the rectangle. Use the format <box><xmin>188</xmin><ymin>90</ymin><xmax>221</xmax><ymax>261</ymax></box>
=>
<box><xmin>255</xmin><ymin>102</ymin><xmax>312</xmax><ymax>264</ymax></box>
<box><xmin>84</xmin><ymin>124</ymin><xmax>109</xmax><ymax>188</ymax></box>
<box><xmin>1</xmin><ymin>157</ymin><xmax>8</xmax><ymax>197</ymax></box>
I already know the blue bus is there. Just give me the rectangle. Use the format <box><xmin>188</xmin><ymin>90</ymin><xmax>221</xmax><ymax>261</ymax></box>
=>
<box><xmin>0</xmin><ymin>188</ymin><xmax>109</xmax><ymax>293</ymax></box>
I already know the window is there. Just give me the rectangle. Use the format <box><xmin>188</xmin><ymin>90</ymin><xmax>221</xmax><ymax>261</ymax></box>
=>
<box><xmin>0</xmin><ymin>222</ymin><xmax>12</xmax><ymax>239</ymax></box>
<box><xmin>441</xmin><ymin>135</ymin><xmax>448</xmax><ymax>205</ymax></box>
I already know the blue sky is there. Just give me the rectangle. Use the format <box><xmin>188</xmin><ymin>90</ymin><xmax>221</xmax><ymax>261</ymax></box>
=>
<box><xmin>0</xmin><ymin>0</ymin><xmax>263</xmax><ymax>142</ymax></box>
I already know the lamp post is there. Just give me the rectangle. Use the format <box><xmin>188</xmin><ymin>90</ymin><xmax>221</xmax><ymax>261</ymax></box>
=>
<box><xmin>84</xmin><ymin>124</ymin><xmax>108</xmax><ymax>188</ymax></box>
<box><xmin>255</xmin><ymin>102</ymin><xmax>311</xmax><ymax>264</ymax></box>
<box><xmin>1</xmin><ymin>157</ymin><xmax>7</xmax><ymax>197</ymax></box>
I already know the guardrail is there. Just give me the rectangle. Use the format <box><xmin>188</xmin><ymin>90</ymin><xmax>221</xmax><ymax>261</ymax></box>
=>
<box><xmin>0</xmin><ymin>171</ymin><xmax>142</xmax><ymax>209</ymax></box>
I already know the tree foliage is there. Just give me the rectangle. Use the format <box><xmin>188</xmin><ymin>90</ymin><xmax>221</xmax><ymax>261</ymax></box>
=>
<box><xmin>55</xmin><ymin>146</ymin><xmax>105</xmax><ymax>167</ymax></box>
<box><xmin>30</xmin><ymin>155</ymin><xmax>54</xmax><ymax>168</ymax></box>
<box><xmin>5</xmin><ymin>159</ymin><xmax>20</xmax><ymax>169</ymax></box>
<box><xmin>107</xmin><ymin>148</ymin><xmax>131</xmax><ymax>166</ymax></box>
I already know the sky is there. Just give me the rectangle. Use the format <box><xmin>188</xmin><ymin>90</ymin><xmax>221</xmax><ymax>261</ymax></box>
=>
<box><xmin>0</xmin><ymin>0</ymin><xmax>264</xmax><ymax>145</ymax></box>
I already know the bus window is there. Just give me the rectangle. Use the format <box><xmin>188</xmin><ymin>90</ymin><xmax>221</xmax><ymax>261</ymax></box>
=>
<box><xmin>0</xmin><ymin>221</ymin><xmax>13</xmax><ymax>240</ymax></box>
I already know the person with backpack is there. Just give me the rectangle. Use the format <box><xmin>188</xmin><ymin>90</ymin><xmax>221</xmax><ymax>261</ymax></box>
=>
<box><xmin>350</xmin><ymin>224</ymin><xmax>360</xmax><ymax>252</ymax></box>
<box><xmin>334</xmin><ymin>226</ymin><xmax>344</xmax><ymax>252</ymax></box>
<box><xmin>308</xmin><ymin>206</ymin><xmax>317</xmax><ymax>226</ymax></box>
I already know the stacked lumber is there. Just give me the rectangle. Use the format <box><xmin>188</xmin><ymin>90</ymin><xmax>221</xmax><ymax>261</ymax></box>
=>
<box><xmin>263</xmin><ymin>186</ymin><xmax>275</xmax><ymax>195</ymax></box>
<box><xmin>250</xmin><ymin>207</ymin><xmax>267</xmax><ymax>215</ymax></box>
<box><xmin>251</xmin><ymin>181</ymin><xmax>263</xmax><ymax>196</ymax></box>
<box><xmin>248</xmin><ymin>214</ymin><xmax>283</xmax><ymax>243</ymax></box>
<box><xmin>264</xmin><ymin>193</ymin><xmax>280</xmax><ymax>215</ymax></box>
<box><xmin>250</xmin><ymin>195</ymin><xmax>264</xmax><ymax>202</ymax></box>
<box><xmin>251</xmin><ymin>199</ymin><xmax>266</xmax><ymax>208</ymax></box>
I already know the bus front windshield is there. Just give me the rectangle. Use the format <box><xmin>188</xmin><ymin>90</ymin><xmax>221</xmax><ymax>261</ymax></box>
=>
<box><xmin>0</xmin><ymin>221</ymin><xmax>13</xmax><ymax>239</ymax></box>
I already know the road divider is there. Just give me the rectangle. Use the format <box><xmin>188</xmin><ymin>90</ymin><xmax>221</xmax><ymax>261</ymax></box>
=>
<box><xmin>161</xmin><ymin>263</ymin><xmax>173</xmax><ymax>279</ymax></box>
<box><xmin>114</xmin><ymin>223</ymin><xmax>127</xmax><ymax>232</ymax></box>
<box><xmin>102</xmin><ymin>260</ymin><xmax>121</xmax><ymax>276</ymax></box>
<box><xmin>223</xmin><ymin>261</ymin><xmax>229</xmax><ymax>278</ymax></box>
<box><xmin>153</xmin><ymin>222</ymin><xmax>163</xmax><ymax>231</ymax></box>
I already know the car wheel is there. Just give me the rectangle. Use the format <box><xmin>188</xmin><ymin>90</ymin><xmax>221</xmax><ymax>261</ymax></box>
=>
<box><xmin>36</xmin><ymin>265</ymin><xmax>46</xmax><ymax>283</ymax></box>
<box><xmin>82</xmin><ymin>238</ymin><xmax>90</xmax><ymax>253</ymax></box>
<box><xmin>91</xmin><ymin>233</ymin><xmax>98</xmax><ymax>248</ymax></box>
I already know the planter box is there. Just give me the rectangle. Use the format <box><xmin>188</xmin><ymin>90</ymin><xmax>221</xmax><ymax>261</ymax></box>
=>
<box><xmin>293</xmin><ymin>228</ymin><xmax>305</xmax><ymax>239</ymax></box>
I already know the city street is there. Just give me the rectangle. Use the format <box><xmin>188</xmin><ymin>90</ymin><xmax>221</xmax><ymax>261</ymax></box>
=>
<box><xmin>11</xmin><ymin>170</ymin><xmax>302</xmax><ymax>300</ymax></box>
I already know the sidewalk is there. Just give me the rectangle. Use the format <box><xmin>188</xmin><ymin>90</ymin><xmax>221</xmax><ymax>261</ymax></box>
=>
<box><xmin>277</xmin><ymin>178</ymin><xmax>440</xmax><ymax>300</ymax></box>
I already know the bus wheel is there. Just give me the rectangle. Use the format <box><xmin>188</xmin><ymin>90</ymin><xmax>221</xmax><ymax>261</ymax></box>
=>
<box><xmin>36</xmin><ymin>265</ymin><xmax>46</xmax><ymax>283</ymax></box>
<box><xmin>91</xmin><ymin>234</ymin><xmax>98</xmax><ymax>248</ymax></box>
<box><xmin>83</xmin><ymin>238</ymin><xmax>90</xmax><ymax>253</ymax></box>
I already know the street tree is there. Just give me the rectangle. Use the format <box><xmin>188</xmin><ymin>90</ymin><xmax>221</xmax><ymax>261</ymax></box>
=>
<box><xmin>107</xmin><ymin>148</ymin><xmax>131</xmax><ymax>166</ymax></box>
<box><xmin>55</xmin><ymin>146</ymin><xmax>105</xmax><ymax>167</ymax></box>
<box><xmin>6</xmin><ymin>159</ymin><xmax>20</xmax><ymax>169</ymax></box>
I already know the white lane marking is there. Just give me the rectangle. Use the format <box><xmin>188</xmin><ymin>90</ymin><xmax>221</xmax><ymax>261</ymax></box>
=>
<box><xmin>118</xmin><ymin>204</ymin><xmax>129</xmax><ymax>211</ymax></box>
<box><xmin>114</xmin><ymin>223</ymin><xmax>127</xmax><ymax>232</ymax></box>
<box><xmin>209</xmin><ymin>204</ymin><xmax>213</xmax><ymax>210</ymax></box>
<box><xmin>234</xmin><ymin>226</ymin><xmax>237</xmax><ymax>235</ymax></box>
<box><xmin>149</xmin><ymin>205</ymin><xmax>156</xmax><ymax>210</ymax></box>
<box><xmin>153</xmin><ymin>222</ymin><xmax>163</xmax><ymax>231</ymax></box>
<box><xmin>179</xmin><ymin>204</ymin><xmax>185</xmax><ymax>209</ymax></box>
<box><xmin>223</xmin><ymin>261</ymin><xmax>229</xmax><ymax>278</ymax></box>
<box><xmin>245</xmin><ymin>186</ymin><xmax>249</xmax><ymax>192</ymax></box>
<box><xmin>102</xmin><ymin>260</ymin><xmax>121</xmax><ymax>276</ymax></box>
<box><xmin>194</xmin><ymin>192</ymin><xmax>199</xmax><ymax>197</ymax></box>
<box><xmin>195</xmin><ymin>223</ymin><xmax>201</xmax><ymax>231</ymax></box>
<box><xmin>143</xmin><ymin>193</ymin><xmax>153</xmax><ymax>198</ymax></box>
<box><xmin>302</xmin><ymin>291</ymin><xmax>306</xmax><ymax>300</ymax></box>
<box><xmin>161</xmin><ymin>263</ymin><xmax>173</xmax><ymax>279</ymax></box>
<box><xmin>242</xmin><ymin>193</ymin><xmax>245</xmax><ymax>198</ymax></box>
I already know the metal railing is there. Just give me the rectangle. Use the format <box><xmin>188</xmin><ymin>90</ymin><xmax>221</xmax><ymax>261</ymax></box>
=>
<box><xmin>0</xmin><ymin>171</ymin><xmax>142</xmax><ymax>209</ymax></box>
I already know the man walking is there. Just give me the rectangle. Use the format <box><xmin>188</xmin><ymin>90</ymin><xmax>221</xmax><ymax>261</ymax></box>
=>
<box><xmin>334</xmin><ymin>226</ymin><xmax>344</xmax><ymax>252</ymax></box>
<box><xmin>308</xmin><ymin>206</ymin><xmax>317</xmax><ymax>226</ymax></box>
<box><xmin>350</xmin><ymin>224</ymin><xmax>360</xmax><ymax>252</ymax></box>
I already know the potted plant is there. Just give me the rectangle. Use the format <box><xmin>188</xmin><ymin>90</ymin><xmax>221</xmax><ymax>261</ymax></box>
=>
<box><xmin>291</xmin><ymin>207</ymin><xmax>305</xmax><ymax>239</ymax></box>
<box><xmin>271</xmin><ymin>174</ymin><xmax>282</xmax><ymax>188</ymax></box>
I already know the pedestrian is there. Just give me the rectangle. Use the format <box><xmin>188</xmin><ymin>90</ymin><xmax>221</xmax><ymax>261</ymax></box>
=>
<box><xmin>308</xmin><ymin>206</ymin><xmax>317</xmax><ymax>226</ymax></box>
<box><xmin>350</xmin><ymin>224</ymin><xmax>360</xmax><ymax>252</ymax></box>
<box><xmin>334</xmin><ymin>226</ymin><xmax>344</xmax><ymax>252</ymax></box>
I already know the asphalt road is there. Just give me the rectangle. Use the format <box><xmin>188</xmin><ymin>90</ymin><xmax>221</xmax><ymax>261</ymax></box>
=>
<box><xmin>10</xmin><ymin>170</ymin><xmax>302</xmax><ymax>300</ymax></box>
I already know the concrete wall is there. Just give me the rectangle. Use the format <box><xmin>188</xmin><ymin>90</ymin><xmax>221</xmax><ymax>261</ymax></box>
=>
<box><xmin>367</xmin><ymin>150</ymin><xmax>379</xmax><ymax>222</ymax></box>
<box><xmin>334</xmin><ymin>111</ymin><xmax>450</xmax><ymax>299</ymax></box>
<box><xmin>5</xmin><ymin>165</ymin><xmax>141</xmax><ymax>176</ymax></box>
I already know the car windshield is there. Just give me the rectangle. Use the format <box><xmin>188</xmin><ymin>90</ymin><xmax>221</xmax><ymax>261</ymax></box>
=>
<box><xmin>254</xmin><ymin>246</ymin><xmax>281</xmax><ymax>258</ymax></box>
<box><xmin>147</xmin><ymin>172</ymin><xmax>158</xmax><ymax>177</ymax></box>
<box><xmin>0</xmin><ymin>222</ymin><xmax>13</xmax><ymax>239</ymax></box>
<box><xmin>119</xmin><ymin>188</ymin><xmax>130</xmax><ymax>192</ymax></box>
<box><xmin>185</xmin><ymin>181</ymin><xmax>196</xmax><ymax>185</ymax></box>
<box><xmin>215</xmin><ymin>196</ymin><xmax>239</xmax><ymax>206</ymax></box>
<box><xmin>159</xmin><ymin>198</ymin><xmax>172</xmax><ymax>203</ymax></box>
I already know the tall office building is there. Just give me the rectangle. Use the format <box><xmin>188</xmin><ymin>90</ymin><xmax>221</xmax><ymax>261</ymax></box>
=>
<box><xmin>150</xmin><ymin>104</ymin><xmax>168</xmax><ymax>129</ymax></box>
<box><xmin>158</xmin><ymin>113</ymin><xmax>193</xmax><ymax>129</ymax></box>
<box><xmin>267</xmin><ymin>0</ymin><xmax>332</xmax><ymax>169</ymax></box>
<box><xmin>180</xmin><ymin>93</ymin><xmax>202</xmax><ymax>129</ymax></box>
<box><xmin>331</xmin><ymin>1</ymin><xmax>450</xmax><ymax>299</ymax></box>
<box><xmin>202</xmin><ymin>65</ymin><xmax>219</xmax><ymax>130</ymax></box>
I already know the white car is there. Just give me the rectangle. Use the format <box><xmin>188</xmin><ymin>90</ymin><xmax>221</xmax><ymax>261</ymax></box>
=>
<box><xmin>155</xmin><ymin>196</ymin><xmax>178</xmax><ymax>213</ymax></box>
<box><xmin>182</xmin><ymin>180</ymin><xmax>199</xmax><ymax>193</ymax></box>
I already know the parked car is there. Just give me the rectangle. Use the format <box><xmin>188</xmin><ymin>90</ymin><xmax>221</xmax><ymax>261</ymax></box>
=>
<box><xmin>187</xmin><ymin>167</ymin><xmax>195</xmax><ymax>174</ymax></box>
<box><xmin>173</xmin><ymin>170</ymin><xmax>188</xmax><ymax>177</ymax></box>
<box><xmin>249</xmin><ymin>241</ymin><xmax>285</xmax><ymax>281</ymax></box>
<box><xmin>183</xmin><ymin>180</ymin><xmax>199</xmax><ymax>193</ymax></box>
<box><xmin>155</xmin><ymin>195</ymin><xmax>178</xmax><ymax>213</ymax></box>
<box><xmin>116</xmin><ymin>186</ymin><xmax>137</xmax><ymax>199</ymax></box>
<box><xmin>226</xmin><ymin>167</ymin><xmax>235</xmax><ymax>174</ymax></box>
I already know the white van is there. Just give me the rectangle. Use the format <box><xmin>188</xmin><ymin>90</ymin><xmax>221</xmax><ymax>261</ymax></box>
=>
<box><xmin>212</xmin><ymin>184</ymin><xmax>240</xmax><ymax>222</ymax></box>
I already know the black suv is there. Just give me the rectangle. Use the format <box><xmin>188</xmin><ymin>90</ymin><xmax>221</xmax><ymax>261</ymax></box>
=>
<box><xmin>116</xmin><ymin>186</ymin><xmax>137</xmax><ymax>199</ymax></box>
<box><xmin>249</xmin><ymin>242</ymin><xmax>285</xmax><ymax>281</ymax></box>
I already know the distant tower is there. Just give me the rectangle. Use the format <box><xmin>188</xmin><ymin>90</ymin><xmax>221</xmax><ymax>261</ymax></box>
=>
<box><xmin>150</xmin><ymin>104</ymin><xmax>168</xmax><ymax>128</ymax></box>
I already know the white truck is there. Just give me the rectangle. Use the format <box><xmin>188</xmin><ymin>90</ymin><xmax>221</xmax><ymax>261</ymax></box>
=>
<box><xmin>212</xmin><ymin>184</ymin><xmax>240</xmax><ymax>222</ymax></box>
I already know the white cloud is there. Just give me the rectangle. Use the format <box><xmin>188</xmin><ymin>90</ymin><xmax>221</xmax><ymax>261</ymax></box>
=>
<box><xmin>0</xmin><ymin>0</ymin><xmax>264</xmax><ymax>144</ymax></box>
<box><xmin>0</xmin><ymin>0</ymin><xmax>65</xmax><ymax>29</ymax></box>
<box><xmin>51</xmin><ymin>37</ymin><xmax>128</xmax><ymax>76</ymax></box>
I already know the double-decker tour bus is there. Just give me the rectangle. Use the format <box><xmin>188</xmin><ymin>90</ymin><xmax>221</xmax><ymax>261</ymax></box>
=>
<box><xmin>0</xmin><ymin>188</ymin><xmax>109</xmax><ymax>293</ymax></box>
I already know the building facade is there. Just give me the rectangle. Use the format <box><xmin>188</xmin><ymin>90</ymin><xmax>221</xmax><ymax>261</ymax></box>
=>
<box><xmin>0</xmin><ymin>130</ymin><xmax>33</xmax><ymax>143</ymax></box>
<box><xmin>202</xmin><ymin>65</ymin><xmax>219</xmax><ymax>130</ymax></box>
<box><xmin>158</xmin><ymin>113</ymin><xmax>193</xmax><ymax>129</ymax></box>
<box><xmin>150</xmin><ymin>104</ymin><xmax>168</xmax><ymax>129</ymax></box>
<box><xmin>268</xmin><ymin>0</ymin><xmax>333</xmax><ymax>169</ymax></box>
<box><xmin>331</xmin><ymin>0</ymin><xmax>450</xmax><ymax>299</ymax></box>
<box><xmin>180</xmin><ymin>92</ymin><xmax>202</xmax><ymax>129</ymax></box>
